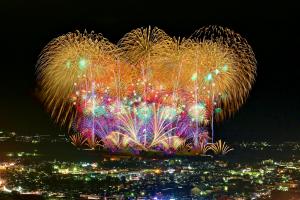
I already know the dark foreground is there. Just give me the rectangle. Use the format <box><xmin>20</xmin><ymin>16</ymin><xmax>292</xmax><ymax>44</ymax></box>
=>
<box><xmin>0</xmin><ymin>140</ymin><xmax>300</xmax><ymax>200</ymax></box>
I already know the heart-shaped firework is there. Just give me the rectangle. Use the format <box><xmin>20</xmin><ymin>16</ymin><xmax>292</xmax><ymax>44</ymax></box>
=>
<box><xmin>36</xmin><ymin>25</ymin><xmax>256</xmax><ymax>153</ymax></box>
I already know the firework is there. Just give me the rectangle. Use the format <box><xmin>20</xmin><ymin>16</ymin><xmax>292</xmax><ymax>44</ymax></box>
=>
<box><xmin>36</xmin><ymin>31</ymin><xmax>117</xmax><ymax>129</ymax></box>
<box><xmin>190</xmin><ymin>25</ymin><xmax>256</xmax><ymax>121</ymax></box>
<box><xmin>36</xmin><ymin>26</ymin><xmax>256</xmax><ymax>154</ymax></box>
<box><xmin>209</xmin><ymin>140</ymin><xmax>234</xmax><ymax>155</ymax></box>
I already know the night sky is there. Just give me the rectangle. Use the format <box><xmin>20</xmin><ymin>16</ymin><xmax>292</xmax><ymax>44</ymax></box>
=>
<box><xmin>0</xmin><ymin>1</ymin><xmax>299</xmax><ymax>141</ymax></box>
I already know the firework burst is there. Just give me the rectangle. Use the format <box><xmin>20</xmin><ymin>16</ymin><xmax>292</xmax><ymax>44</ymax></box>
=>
<box><xmin>36</xmin><ymin>26</ymin><xmax>256</xmax><ymax>153</ymax></box>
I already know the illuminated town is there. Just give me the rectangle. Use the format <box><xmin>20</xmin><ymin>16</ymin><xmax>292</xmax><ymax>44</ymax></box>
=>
<box><xmin>1</xmin><ymin>131</ymin><xmax>300</xmax><ymax>199</ymax></box>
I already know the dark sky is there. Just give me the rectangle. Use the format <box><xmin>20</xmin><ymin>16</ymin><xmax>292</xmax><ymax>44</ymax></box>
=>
<box><xmin>0</xmin><ymin>0</ymin><xmax>299</xmax><ymax>141</ymax></box>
